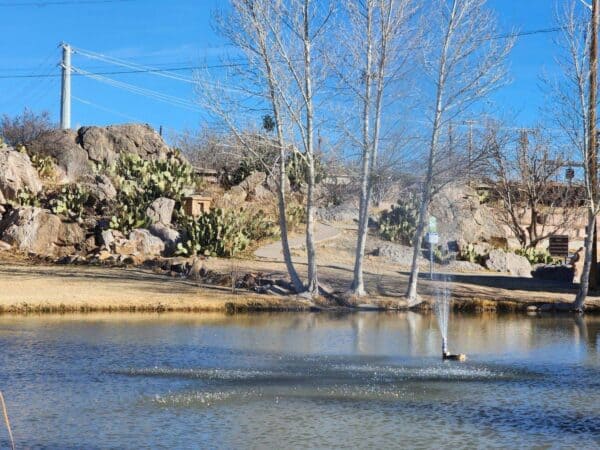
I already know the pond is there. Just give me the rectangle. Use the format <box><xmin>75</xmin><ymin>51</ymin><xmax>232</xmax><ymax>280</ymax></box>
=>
<box><xmin>0</xmin><ymin>312</ymin><xmax>598</xmax><ymax>449</ymax></box>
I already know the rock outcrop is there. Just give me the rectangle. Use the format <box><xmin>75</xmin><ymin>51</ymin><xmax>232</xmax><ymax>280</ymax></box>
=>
<box><xmin>485</xmin><ymin>249</ymin><xmax>532</xmax><ymax>278</ymax></box>
<box><xmin>0</xmin><ymin>207</ymin><xmax>84</xmax><ymax>257</ymax></box>
<box><xmin>430</xmin><ymin>183</ymin><xmax>506</xmax><ymax>247</ymax></box>
<box><xmin>78</xmin><ymin>124</ymin><xmax>172</xmax><ymax>166</ymax></box>
<box><xmin>27</xmin><ymin>124</ymin><xmax>175</xmax><ymax>183</ymax></box>
<box><xmin>0</xmin><ymin>147</ymin><xmax>43</xmax><ymax>201</ymax></box>
<box><xmin>26</xmin><ymin>129</ymin><xmax>89</xmax><ymax>182</ymax></box>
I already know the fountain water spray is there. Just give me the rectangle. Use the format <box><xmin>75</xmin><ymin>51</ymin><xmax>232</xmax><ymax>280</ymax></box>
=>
<box><xmin>434</xmin><ymin>274</ymin><xmax>466</xmax><ymax>361</ymax></box>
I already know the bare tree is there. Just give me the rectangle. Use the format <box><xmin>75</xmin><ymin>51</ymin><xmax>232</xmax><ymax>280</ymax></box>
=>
<box><xmin>0</xmin><ymin>108</ymin><xmax>54</xmax><ymax>148</ymax></box>
<box><xmin>195</xmin><ymin>0</ymin><xmax>304</xmax><ymax>292</ymax></box>
<box><xmin>548</xmin><ymin>0</ymin><xmax>597</xmax><ymax>310</ymax></box>
<box><xmin>487</xmin><ymin>127</ymin><xmax>578</xmax><ymax>249</ymax></box>
<box><xmin>197</xmin><ymin>0</ymin><xmax>334</xmax><ymax>298</ymax></box>
<box><xmin>405</xmin><ymin>0</ymin><xmax>514</xmax><ymax>306</ymax></box>
<box><xmin>335</xmin><ymin>0</ymin><xmax>417</xmax><ymax>297</ymax></box>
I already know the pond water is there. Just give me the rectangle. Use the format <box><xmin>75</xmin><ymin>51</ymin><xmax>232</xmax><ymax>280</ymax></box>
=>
<box><xmin>0</xmin><ymin>312</ymin><xmax>598</xmax><ymax>449</ymax></box>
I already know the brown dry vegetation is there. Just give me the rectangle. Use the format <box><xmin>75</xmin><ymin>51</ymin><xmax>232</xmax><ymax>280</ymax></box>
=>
<box><xmin>1</xmin><ymin>227</ymin><xmax>599</xmax><ymax>314</ymax></box>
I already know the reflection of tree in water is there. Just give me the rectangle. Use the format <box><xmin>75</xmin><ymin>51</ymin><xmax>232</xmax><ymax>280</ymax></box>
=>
<box><xmin>574</xmin><ymin>316</ymin><xmax>600</xmax><ymax>353</ymax></box>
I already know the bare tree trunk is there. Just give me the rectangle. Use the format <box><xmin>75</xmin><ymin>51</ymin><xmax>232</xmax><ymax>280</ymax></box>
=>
<box><xmin>574</xmin><ymin>0</ymin><xmax>599</xmax><ymax>310</ymax></box>
<box><xmin>350</xmin><ymin>3</ymin><xmax>374</xmax><ymax>297</ymax></box>
<box><xmin>276</xmin><ymin>143</ymin><xmax>304</xmax><ymax>292</ymax></box>
<box><xmin>303</xmin><ymin>0</ymin><xmax>319</xmax><ymax>296</ymax></box>
<box><xmin>575</xmin><ymin>212</ymin><xmax>596</xmax><ymax>310</ymax></box>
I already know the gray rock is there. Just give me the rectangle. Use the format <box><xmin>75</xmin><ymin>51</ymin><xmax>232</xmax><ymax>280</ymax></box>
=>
<box><xmin>239</xmin><ymin>171</ymin><xmax>267</xmax><ymax>193</ymax></box>
<box><xmin>146</xmin><ymin>197</ymin><xmax>175</xmax><ymax>225</ymax></box>
<box><xmin>149</xmin><ymin>223</ymin><xmax>181</xmax><ymax>255</ymax></box>
<box><xmin>127</xmin><ymin>229</ymin><xmax>165</xmax><ymax>256</ymax></box>
<box><xmin>27</xmin><ymin>130</ymin><xmax>91</xmax><ymax>182</ymax></box>
<box><xmin>78</xmin><ymin>124</ymin><xmax>172</xmax><ymax>166</ymax></box>
<box><xmin>0</xmin><ymin>147</ymin><xmax>43</xmax><ymax>201</ymax></box>
<box><xmin>485</xmin><ymin>249</ymin><xmax>532</xmax><ymax>278</ymax></box>
<box><xmin>84</xmin><ymin>174</ymin><xmax>117</xmax><ymax>201</ymax></box>
<box><xmin>446</xmin><ymin>260</ymin><xmax>486</xmax><ymax>273</ymax></box>
<box><xmin>101</xmin><ymin>229</ymin><xmax>116</xmax><ymax>249</ymax></box>
<box><xmin>429</xmin><ymin>182</ymin><xmax>506</xmax><ymax>247</ymax></box>
<box><xmin>376</xmin><ymin>243</ymin><xmax>426</xmax><ymax>266</ymax></box>
<box><xmin>317</xmin><ymin>202</ymin><xmax>359</xmax><ymax>223</ymax></box>
<box><xmin>0</xmin><ymin>207</ymin><xmax>68</xmax><ymax>257</ymax></box>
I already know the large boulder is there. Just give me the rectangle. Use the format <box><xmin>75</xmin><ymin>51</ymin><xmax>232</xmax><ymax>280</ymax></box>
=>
<box><xmin>113</xmin><ymin>229</ymin><xmax>165</xmax><ymax>257</ymax></box>
<box><xmin>430</xmin><ymin>182</ymin><xmax>506</xmax><ymax>247</ymax></box>
<box><xmin>317</xmin><ymin>202</ymin><xmax>359</xmax><ymax>223</ymax></box>
<box><xmin>485</xmin><ymin>249</ymin><xmax>532</xmax><ymax>278</ymax></box>
<box><xmin>239</xmin><ymin>171</ymin><xmax>271</xmax><ymax>201</ymax></box>
<box><xmin>0</xmin><ymin>207</ymin><xmax>84</xmax><ymax>257</ymax></box>
<box><xmin>149</xmin><ymin>223</ymin><xmax>181</xmax><ymax>255</ymax></box>
<box><xmin>146</xmin><ymin>197</ymin><xmax>175</xmax><ymax>225</ymax></box>
<box><xmin>83</xmin><ymin>174</ymin><xmax>117</xmax><ymax>202</ymax></box>
<box><xmin>0</xmin><ymin>147</ymin><xmax>43</xmax><ymax>201</ymax></box>
<box><xmin>78</xmin><ymin>124</ymin><xmax>172</xmax><ymax>166</ymax></box>
<box><xmin>27</xmin><ymin>130</ymin><xmax>90</xmax><ymax>182</ymax></box>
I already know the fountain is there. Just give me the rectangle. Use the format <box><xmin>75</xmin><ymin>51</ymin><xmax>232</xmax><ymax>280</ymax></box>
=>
<box><xmin>434</xmin><ymin>274</ymin><xmax>466</xmax><ymax>361</ymax></box>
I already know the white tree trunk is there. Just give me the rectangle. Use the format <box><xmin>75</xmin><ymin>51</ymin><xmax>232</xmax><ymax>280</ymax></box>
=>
<box><xmin>303</xmin><ymin>0</ymin><xmax>319</xmax><ymax>296</ymax></box>
<box><xmin>574</xmin><ymin>211</ymin><xmax>596</xmax><ymax>311</ymax></box>
<box><xmin>350</xmin><ymin>3</ymin><xmax>374</xmax><ymax>297</ymax></box>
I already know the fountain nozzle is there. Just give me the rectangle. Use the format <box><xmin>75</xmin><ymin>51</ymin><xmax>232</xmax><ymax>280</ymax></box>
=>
<box><xmin>442</xmin><ymin>337</ymin><xmax>466</xmax><ymax>361</ymax></box>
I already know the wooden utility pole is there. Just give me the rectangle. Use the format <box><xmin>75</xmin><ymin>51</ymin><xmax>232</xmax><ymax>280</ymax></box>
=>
<box><xmin>589</xmin><ymin>0</ymin><xmax>599</xmax><ymax>290</ymax></box>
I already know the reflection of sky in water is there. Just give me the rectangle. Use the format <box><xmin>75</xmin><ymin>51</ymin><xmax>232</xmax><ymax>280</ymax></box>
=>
<box><xmin>0</xmin><ymin>313</ymin><xmax>598</xmax><ymax>449</ymax></box>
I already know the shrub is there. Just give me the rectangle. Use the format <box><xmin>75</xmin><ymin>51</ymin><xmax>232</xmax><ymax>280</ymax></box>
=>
<box><xmin>286</xmin><ymin>151</ymin><xmax>326</xmax><ymax>190</ymax></box>
<box><xmin>50</xmin><ymin>184</ymin><xmax>89</xmax><ymax>220</ymax></box>
<box><xmin>378</xmin><ymin>193</ymin><xmax>420</xmax><ymax>245</ymax></box>
<box><xmin>108</xmin><ymin>153</ymin><xmax>200</xmax><ymax>233</ymax></box>
<box><xmin>15</xmin><ymin>188</ymin><xmax>42</xmax><ymax>208</ymax></box>
<box><xmin>176</xmin><ymin>208</ymin><xmax>250</xmax><ymax>257</ymax></box>
<box><xmin>175</xmin><ymin>206</ymin><xmax>283</xmax><ymax>258</ymax></box>
<box><xmin>515</xmin><ymin>247</ymin><xmax>557</xmax><ymax>265</ymax></box>
<box><xmin>458</xmin><ymin>243</ymin><xmax>488</xmax><ymax>265</ymax></box>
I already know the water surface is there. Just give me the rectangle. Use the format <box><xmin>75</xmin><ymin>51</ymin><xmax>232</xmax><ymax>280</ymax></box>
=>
<box><xmin>0</xmin><ymin>312</ymin><xmax>598</xmax><ymax>449</ymax></box>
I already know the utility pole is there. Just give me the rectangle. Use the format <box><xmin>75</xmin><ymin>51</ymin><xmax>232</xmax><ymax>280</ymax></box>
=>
<box><xmin>60</xmin><ymin>42</ymin><xmax>72</xmax><ymax>130</ymax></box>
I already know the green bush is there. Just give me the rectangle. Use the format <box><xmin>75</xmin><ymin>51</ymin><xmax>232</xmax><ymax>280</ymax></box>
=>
<box><xmin>50</xmin><ymin>184</ymin><xmax>89</xmax><ymax>220</ymax></box>
<box><xmin>458</xmin><ymin>243</ymin><xmax>488</xmax><ymax>265</ymax></box>
<box><xmin>286</xmin><ymin>151</ymin><xmax>326</xmax><ymax>190</ymax></box>
<box><xmin>108</xmin><ymin>153</ymin><xmax>200</xmax><ymax>233</ymax></box>
<box><xmin>176</xmin><ymin>208</ymin><xmax>250</xmax><ymax>257</ymax></box>
<box><xmin>15</xmin><ymin>187</ymin><xmax>42</xmax><ymax>207</ymax></box>
<box><xmin>515</xmin><ymin>247</ymin><xmax>557</xmax><ymax>265</ymax></box>
<box><xmin>378</xmin><ymin>193</ymin><xmax>420</xmax><ymax>245</ymax></box>
<box><xmin>176</xmin><ymin>206</ymin><xmax>282</xmax><ymax>258</ymax></box>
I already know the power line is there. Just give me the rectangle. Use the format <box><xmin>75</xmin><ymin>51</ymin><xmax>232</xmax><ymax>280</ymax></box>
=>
<box><xmin>0</xmin><ymin>0</ymin><xmax>136</xmax><ymax>7</ymax></box>
<box><xmin>72</xmin><ymin>67</ymin><xmax>204</xmax><ymax>112</ymax></box>
<box><xmin>0</xmin><ymin>24</ymin><xmax>576</xmax><ymax>80</ymax></box>
<box><xmin>0</xmin><ymin>62</ymin><xmax>247</xmax><ymax>79</ymax></box>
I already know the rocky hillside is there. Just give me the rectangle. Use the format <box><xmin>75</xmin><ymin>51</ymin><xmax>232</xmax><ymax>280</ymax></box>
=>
<box><xmin>0</xmin><ymin>124</ymin><xmax>293</xmax><ymax>269</ymax></box>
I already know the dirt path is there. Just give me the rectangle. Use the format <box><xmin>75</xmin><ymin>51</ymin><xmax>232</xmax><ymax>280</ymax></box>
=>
<box><xmin>254</xmin><ymin>223</ymin><xmax>342</xmax><ymax>259</ymax></box>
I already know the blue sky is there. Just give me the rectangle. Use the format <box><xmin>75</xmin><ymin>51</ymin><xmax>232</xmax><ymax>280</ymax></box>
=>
<box><xmin>0</xmin><ymin>0</ymin><xmax>569</xmax><ymax>138</ymax></box>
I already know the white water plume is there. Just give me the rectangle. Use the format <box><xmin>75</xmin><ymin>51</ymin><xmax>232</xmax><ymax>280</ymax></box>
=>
<box><xmin>434</xmin><ymin>274</ymin><xmax>451</xmax><ymax>355</ymax></box>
